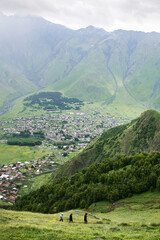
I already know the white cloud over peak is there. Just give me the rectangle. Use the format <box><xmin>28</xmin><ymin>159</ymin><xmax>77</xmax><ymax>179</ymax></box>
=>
<box><xmin>0</xmin><ymin>0</ymin><xmax>160</xmax><ymax>32</ymax></box>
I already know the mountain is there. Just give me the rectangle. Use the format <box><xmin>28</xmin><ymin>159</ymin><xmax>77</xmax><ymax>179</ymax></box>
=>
<box><xmin>1</xmin><ymin>14</ymin><xmax>160</xmax><ymax>115</ymax></box>
<box><xmin>55</xmin><ymin>109</ymin><xmax>160</xmax><ymax>177</ymax></box>
<box><xmin>13</xmin><ymin>110</ymin><xmax>160</xmax><ymax>213</ymax></box>
<box><xmin>12</xmin><ymin>109</ymin><xmax>160</xmax><ymax>213</ymax></box>
<box><xmin>13</xmin><ymin>150</ymin><xmax>160</xmax><ymax>213</ymax></box>
<box><xmin>0</xmin><ymin>14</ymin><xmax>75</xmax><ymax>113</ymax></box>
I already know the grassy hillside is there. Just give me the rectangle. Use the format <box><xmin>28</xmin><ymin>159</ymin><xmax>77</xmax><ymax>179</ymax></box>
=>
<box><xmin>13</xmin><ymin>151</ymin><xmax>160</xmax><ymax>213</ymax></box>
<box><xmin>1</xmin><ymin>92</ymin><xmax>147</xmax><ymax>120</ymax></box>
<box><xmin>0</xmin><ymin>62</ymin><xmax>37</xmax><ymax>114</ymax></box>
<box><xmin>18</xmin><ymin>172</ymin><xmax>54</xmax><ymax>198</ymax></box>
<box><xmin>56</xmin><ymin>109</ymin><xmax>160</xmax><ymax>177</ymax></box>
<box><xmin>1</xmin><ymin>192</ymin><xmax>160</xmax><ymax>240</ymax></box>
<box><xmin>52</xmin><ymin>48</ymin><xmax>115</xmax><ymax>101</ymax></box>
<box><xmin>1</xmin><ymin>15</ymin><xmax>160</xmax><ymax>117</ymax></box>
<box><xmin>46</xmin><ymin>30</ymin><xmax>160</xmax><ymax>111</ymax></box>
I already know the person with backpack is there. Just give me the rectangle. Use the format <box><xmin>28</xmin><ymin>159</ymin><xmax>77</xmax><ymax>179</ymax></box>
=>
<box><xmin>60</xmin><ymin>213</ymin><xmax>63</xmax><ymax>222</ymax></box>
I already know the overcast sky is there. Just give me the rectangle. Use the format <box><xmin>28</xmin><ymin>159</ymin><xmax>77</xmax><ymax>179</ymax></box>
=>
<box><xmin>0</xmin><ymin>0</ymin><xmax>160</xmax><ymax>32</ymax></box>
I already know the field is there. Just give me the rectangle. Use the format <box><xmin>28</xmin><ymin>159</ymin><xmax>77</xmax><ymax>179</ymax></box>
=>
<box><xmin>81</xmin><ymin>99</ymin><xmax>147</xmax><ymax>120</ymax></box>
<box><xmin>0</xmin><ymin>191</ymin><xmax>160</xmax><ymax>240</ymax></box>
<box><xmin>0</xmin><ymin>143</ymin><xmax>52</xmax><ymax>165</ymax></box>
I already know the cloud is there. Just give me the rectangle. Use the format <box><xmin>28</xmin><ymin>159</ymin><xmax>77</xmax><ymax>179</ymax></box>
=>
<box><xmin>0</xmin><ymin>0</ymin><xmax>160</xmax><ymax>32</ymax></box>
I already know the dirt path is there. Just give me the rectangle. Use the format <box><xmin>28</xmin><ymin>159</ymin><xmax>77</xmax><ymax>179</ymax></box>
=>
<box><xmin>89</xmin><ymin>201</ymin><xmax>160</xmax><ymax>213</ymax></box>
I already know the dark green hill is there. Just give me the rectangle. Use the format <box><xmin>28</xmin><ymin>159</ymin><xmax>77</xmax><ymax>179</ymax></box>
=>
<box><xmin>12</xmin><ymin>110</ymin><xmax>160</xmax><ymax>213</ymax></box>
<box><xmin>13</xmin><ymin>151</ymin><xmax>160</xmax><ymax>213</ymax></box>
<box><xmin>56</xmin><ymin>109</ymin><xmax>160</xmax><ymax>178</ymax></box>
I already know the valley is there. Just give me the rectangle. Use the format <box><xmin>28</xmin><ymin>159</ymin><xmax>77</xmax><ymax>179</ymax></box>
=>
<box><xmin>0</xmin><ymin>14</ymin><xmax>160</xmax><ymax>119</ymax></box>
<box><xmin>0</xmin><ymin>13</ymin><xmax>160</xmax><ymax>240</ymax></box>
<box><xmin>0</xmin><ymin>109</ymin><xmax>125</xmax><ymax>205</ymax></box>
<box><xmin>0</xmin><ymin>107</ymin><xmax>159</xmax><ymax>240</ymax></box>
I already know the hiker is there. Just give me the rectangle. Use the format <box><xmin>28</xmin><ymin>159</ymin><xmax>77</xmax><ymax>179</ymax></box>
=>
<box><xmin>69</xmin><ymin>213</ymin><xmax>73</xmax><ymax>222</ymax></box>
<box><xmin>84</xmin><ymin>213</ymin><xmax>87</xmax><ymax>224</ymax></box>
<box><xmin>60</xmin><ymin>213</ymin><xmax>63</xmax><ymax>222</ymax></box>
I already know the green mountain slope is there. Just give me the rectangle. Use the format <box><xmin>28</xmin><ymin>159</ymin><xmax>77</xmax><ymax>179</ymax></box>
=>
<box><xmin>13</xmin><ymin>151</ymin><xmax>160</xmax><ymax>213</ymax></box>
<box><xmin>46</xmin><ymin>30</ymin><xmax>160</xmax><ymax>110</ymax></box>
<box><xmin>0</xmin><ymin>14</ymin><xmax>75</xmax><ymax>112</ymax></box>
<box><xmin>0</xmin><ymin>61</ymin><xmax>37</xmax><ymax>113</ymax></box>
<box><xmin>1</xmin><ymin>14</ymin><xmax>160</xmax><ymax>115</ymax></box>
<box><xmin>12</xmin><ymin>110</ymin><xmax>160</xmax><ymax>213</ymax></box>
<box><xmin>56</xmin><ymin>109</ymin><xmax>160</xmax><ymax>177</ymax></box>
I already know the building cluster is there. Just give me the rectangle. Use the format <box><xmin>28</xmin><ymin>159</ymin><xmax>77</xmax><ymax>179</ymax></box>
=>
<box><xmin>0</xmin><ymin>156</ymin><xmax>56</xmax><ymax>204</ymax></box>
<box><xmin>0</xmin><ymin>110</ymin><xmax>128</xmax><ymax>204</ymax></box>
<box><xmin>1</xmin><ymin>111</ymin><xmax>125</xmax><ymax>152</ymax></box>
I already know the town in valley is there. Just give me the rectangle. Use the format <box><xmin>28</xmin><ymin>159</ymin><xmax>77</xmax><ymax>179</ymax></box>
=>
<box><xmin>0</xmin><ymin>110</ymin><xmax>128</xmax><ymax>205</ymax></box>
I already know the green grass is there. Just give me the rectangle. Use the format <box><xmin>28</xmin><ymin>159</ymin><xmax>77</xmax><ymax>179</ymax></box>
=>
<box><xmin>19</xmin><ymin>172</ymin><xmax>53</xmax><ymax>197</ymax></box>
<box><xmin>29</xmin><ymin>172</ymin><xmax>53</xmax><ymax>191</ymax></box>
<box><xmin>0</xmin><ymin>192</ymin><xmax>160</xmax><ymax>239</ymax></box>
<box><xmin>81</xmin><ymin>100</ymin><xmax>146</xmax><ymax>120</ymax></box>
<box><xmin>0</xmin><ymin>96</ymin><xmax>46</xmax><ymax>120</ymax></box>
<box><xmin>0</xmin><ymin>143</ymin><xmax>52</xmax><ymax>165</ymax></box>
<box><xmin>64</xmin><ymin>149</ymin><xmax>83</xmax><ymax>163</ymax></box>
<box><xmin>88</xmin><ymin>191</ymin><xmax>160</xmax><ymax>214</ymax></box>
<box><xmin>0</xmin><ymin>200</ymin><xmax>11</xmax><ymax>208</ymax></box>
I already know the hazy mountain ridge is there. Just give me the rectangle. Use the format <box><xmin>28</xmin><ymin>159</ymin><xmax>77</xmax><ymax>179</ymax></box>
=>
<box><xmin>1</xmin><ymin>14</ymin><xmax>160</xmax><ymax>113</ymax></box>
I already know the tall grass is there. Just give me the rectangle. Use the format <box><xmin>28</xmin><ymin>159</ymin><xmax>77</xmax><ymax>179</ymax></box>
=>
<box><xmin>0</xmin><ymin>192</ymin><xmax>159</xmax><ymax>240</ymax></box>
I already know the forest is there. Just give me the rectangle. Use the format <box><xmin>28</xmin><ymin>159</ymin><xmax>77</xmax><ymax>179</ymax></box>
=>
<box><xmin>13</xmin><ymin>151</ymin><xmax>160</xmax><ymax>213</ymax></box>
<box><xmin>23</xmin><ymin>92</ymin><xmax>84</xmax><ymax>111</ymax></box>
<box><xmin>7</xmin><ymin>130</ymin><xmax>44</xmax><ymax>146</ymax></box>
